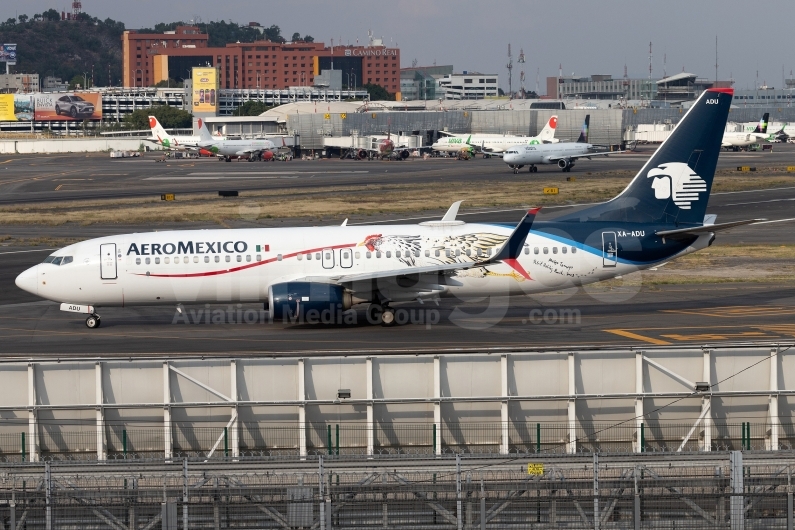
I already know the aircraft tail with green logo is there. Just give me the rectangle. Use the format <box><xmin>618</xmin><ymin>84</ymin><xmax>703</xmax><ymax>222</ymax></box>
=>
<box><xmin>752</xmin><ymin>112</ymin><xmax>769</xmax><ymax>134</ymax></box>
<box><xmin>148</xmin><ymin>116</ymin><xmax>176</xmax><ymax>148</ymax></box>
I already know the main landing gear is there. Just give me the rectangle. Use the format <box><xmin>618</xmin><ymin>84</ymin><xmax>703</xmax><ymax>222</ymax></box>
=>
<box><xmin>85</xmin><ymin>313</ymin><xmax>101</xmax><ymax>328</ymax></box>
<box><xmin>528</xmin><ymin>165</ymin><xmax>537</xmax><ymax>173</ymax></box>
<box><xmin>367</xmin><ymin>303</ymin><xmax>396</xmax><ymax>326</ymax></box>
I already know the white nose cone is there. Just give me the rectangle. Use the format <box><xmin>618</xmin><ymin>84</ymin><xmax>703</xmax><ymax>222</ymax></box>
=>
<box><xmin>15</xmin><ymin>265</ymin><xmax>38</xmax><ymax>295</ymax></box>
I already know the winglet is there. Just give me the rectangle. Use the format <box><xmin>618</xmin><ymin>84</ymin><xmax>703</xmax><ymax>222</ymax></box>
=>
<box><xmin>341</xmin><ymin>218</ymin><xmax>348</xmax><ymax>226</ymax></box>
<box><xmin>490</xmin><ymin>208</ymin><xmax>540</xmax><ymax>261</ymax></box>
<box><xmin>441</xmin><ymin>201</ymin><xmax>464</xmax><ymax>222</ymax></box>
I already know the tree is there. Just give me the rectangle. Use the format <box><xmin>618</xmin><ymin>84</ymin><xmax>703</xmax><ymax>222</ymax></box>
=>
<box><xmin>18</xmin><ymin>14</ymin><xmax>28</xmax><ymax>24</ymax></box>
<box><xmin>233</xmin><ymin>101</ymin><xmax>272</xmax><ymax>116</ymax></box>
<box><xmin>153</xmin><ymin>79</ymin><xmax>183</xmax><ymax>88</ymax></box>
<box><xmin>68</xmin><ymin>74</ymin><xmax>87</xmax><ymax>90</ymax></box>
<box><xmin>303</xmin><ymin>34</ymin><xmax>314</xmax><ymax>43</ymax></box>
<box><xmin>362</xmin><ymin>83</ymin><xmax>395</xmax><ymax>101</ymax></box>
<box><xmin>124</xmin><ymin>105</ymin><xmax>192</xmax><ymax>130</ymax></box>
<box><xmin>42</xmin><ymin>9</ymin><xmax>60</xmax><ymax>21</ymax></box>
<box><xmin>263</xmin><ymin>25</ymin><xmax>284</xmax><ymax>43</ymax></box>
<box><xmin>291</xmin><ymin>32</ymin><xmax>301</xmax><ymax>42</ymax></box>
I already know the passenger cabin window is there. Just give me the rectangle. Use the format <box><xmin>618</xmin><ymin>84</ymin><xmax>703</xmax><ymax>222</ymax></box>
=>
<box><xmin>256</xmin><ymin>254</ymin><xmax>261</xmax><ymax>261</ymax></box>
<box><xmin>366</xmin><ymin>252</ymin><xmax>372</xmax><ymax>258</ymax></box>
<box><xmin>376</xmin><ymin>251</ymin><xmax>382</xmax><ymax>258</ymax></box>
<box><xmin>543</xmin><ymin>247</ymin><xmax>548</xmax><ymax>254</ymax></box>
<box><xmin>155</xmin><ymin>257</ymin><xmax>160</xmax><ymax>264</ymax></box>
<box><xmin>355</xmin><ymin>252</ymin><xmax>361</xmax><ymax>259</ymax></box>
<box><xmin>534</xmin><ymin>247</ymin><xmax>539</xmax><ymax>254</ymax></box>
<box><xmin>562</xmin><ymin>247</ymin><xmax>567</xmax><ymax>254</ymax></box>
<box><xmin>386</xmin><ymin>251</ymin><xmax>391</xmax><ymax>258</ymax></box>
<box><xmin>164</xmin><ymin>257</ymin><xmax>171</xmax><ymax>264</ymax></box>
<box><xmin>571</xmin><ymin>247</ymin><xmax>577</xmax><ymax>254</ymax></box>
<box><xmin>236</xmin><ymin>255</ymin><xmax>242</xmax><ymax>262</ymax></box>
<box><xmin>225</xmin><ymin>256</ymin><xmax>231</xmax><ymax>263</ymax></box>
<box><xmin>204</xmin><ymin>256</ymin><xmax>209</xmax><ymax>263</ymax></box>
<box><xmin>306</xmin><ymin>253</ymin><xmax>311</xmax><ymax>260</ymax></box>
<box><xmin>425</xmin><ymin>250</ymin><xmax>430</xmax><ymax>257</ymax></box>
<box><xmin>145</xmin><ymin>258</ymin><xmax>151</xmax><ymax>265</ymax></box>
<box><xmin>523</xmin><ymin>247</ymin><xmax>529</xmax><ymax>255</ymax></box>
<box><xmin>194</xmin><ymin>256</ymin><xmax>199</xmax><ymax>263</ymax></box>
<box><xmin>136</xmin><ymin>258</ymin><xmax>141</xmax><ymax>265</ymax></box>
<box><xmin>553</xmin><ymin>247</ymin><xmax>558</xmax><ymax>254</ymax></box>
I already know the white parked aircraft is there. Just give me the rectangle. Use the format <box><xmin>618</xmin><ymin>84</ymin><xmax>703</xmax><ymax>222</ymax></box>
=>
<box><xmin>502</xmin><ymin>115</ymin><xmax>615</xmax><ymax>172</ymax></box>
<box><xmin>145</xmin><ymin>116</ymin><xmax>205</xmax><ymax>151</ymax></box>
<box><xmin>722</xmin><ymin>113</ymin><xmax>769</xmax><ymax>151</ymax></box>
<box><xmin>16</xmin><ymin>88</ymin><xmax>761</xmax><ymax>329</ymax></box>
<box><xmin>197</xmin><ymin>121</ymin><xmax>278</xmax><ymax>161</ymax></box>
<box><xmin>431</xmin><ymin>116</ymin><xmax>559</xmax><ymax>156</ymax></box>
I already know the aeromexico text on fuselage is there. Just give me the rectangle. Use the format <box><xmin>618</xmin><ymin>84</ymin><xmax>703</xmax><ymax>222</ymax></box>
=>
<box><xmin>127</xmin><ymin>241</ymin><xmax>248</xmax><ymax>256</ymax></box>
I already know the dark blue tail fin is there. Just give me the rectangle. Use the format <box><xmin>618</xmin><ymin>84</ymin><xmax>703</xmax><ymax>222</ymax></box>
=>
<box><xmin>576</xmin><ymin>115</ymin><xmax>590</xmax><ymax>143</ymax></box>
<box><xmin>558</xmin><ymin>88</ymin><xmax>732</xmax><ymax>226</ymax></box>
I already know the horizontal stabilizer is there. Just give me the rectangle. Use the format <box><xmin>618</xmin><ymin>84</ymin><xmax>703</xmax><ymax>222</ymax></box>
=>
<box><xmin>655</xmin><ymin>218</ymin><xmax>765</xmax><ymax>238</ymax></box>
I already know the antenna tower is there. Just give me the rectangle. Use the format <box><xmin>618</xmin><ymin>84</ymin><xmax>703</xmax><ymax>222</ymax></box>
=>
<box><xmin>648</xmin><ymin>42</ymin><xmax>652</xmax><ymax>80</ymax></box>
<box><xmin>72</xmin><ymin>1</ymin><xmax>82</xmax><ymax>17</ymax></box>
<box><xmin>506</xmin><ymin>44</ymin><xmax>513</xmax><ymax>97</ymax></box>
<box><xmin>518</xmin><ymin>48</ymin><xmax>526</xmax><ymax>98</ymax></box>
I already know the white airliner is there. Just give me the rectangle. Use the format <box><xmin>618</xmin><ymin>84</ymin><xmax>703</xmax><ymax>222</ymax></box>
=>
<box><xmin>145</xmin><ymin>116</ymin><xmax>207</xmax><ymax>151</ymax></box>
<box><xmin>502</xmin><ymin>115</ymin><xmax>615</xmax><ymax>172</ymax></box>
<box><xmin>722</xmin><ymin>113</ymin><xmax>769</xmax><ymax>151</ymax></box>
<box><xmin>431</xmin><ymin>116</ymin><xmax>559</xmax><ymax>156</ymax></box>
<box><xmin>16</xmin><ymin>88</ymin><xmax>761</xmax><ymax>329</ymax></box>
<box><xmin>197</xmin><ymin>120</ymin><xmax>278</xmax><ymax>161</ymax></box>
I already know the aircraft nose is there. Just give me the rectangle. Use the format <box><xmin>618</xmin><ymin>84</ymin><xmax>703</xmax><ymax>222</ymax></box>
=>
<box><xmin>15</xmin><ymin>265</ymin><xmax>38</xmax><ymax>295</ymax></box>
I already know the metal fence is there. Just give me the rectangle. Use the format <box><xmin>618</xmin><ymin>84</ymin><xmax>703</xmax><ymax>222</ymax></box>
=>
<box><xmin>0</xmin><ymin>451</ymin><xmax>790</xmax><ymax>529</ymax></box>
<box><xmin>0</xmin><ymin>422</ymin><xmax>788</xmax><ymax>462</ymax></box>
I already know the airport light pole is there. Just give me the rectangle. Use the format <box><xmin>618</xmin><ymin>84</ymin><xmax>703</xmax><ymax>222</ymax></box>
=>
<box><xmin>351</xmin><ymin>72</ymin><xmax>356</xmax><ymax>91</ymax></box>
<box><xmin>82</xmin><ymin>72</ymin><xmax>88</xmax><ymax>90</ymax></box>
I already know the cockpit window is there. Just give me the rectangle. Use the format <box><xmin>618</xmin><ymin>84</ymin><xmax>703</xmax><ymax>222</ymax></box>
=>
<box><xmin>43</xmin><ymin>255</ymin><xmax>72</xmax><ymax>265</ymax></box>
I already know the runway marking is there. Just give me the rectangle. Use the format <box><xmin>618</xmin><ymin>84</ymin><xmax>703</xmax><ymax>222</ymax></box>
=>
<box><xmin>661</xmin><ymin>331</ymin><xmax>775</xmax><ymax>341</ymax></box>
<box><xmin>187</xmin><ymin>171</ymin><xmax>370</xmax><ymax>176</ymax></box>
<box><xmin>603</xmin><ymin>329</ymin><xmax>671</xmax><ymax>345</ymax></box>
<box><xmin>751</xmin><ymin>217</ymin><xmax>795</xmax><ymax>225</ymax></box>
<box><xmin>88</xmin><ymin>173</ymin><xmax>127</xmax><ymax>176</ymax></box>
<box><xmin>0</xmin><ymin>159</ymin><xmax>13</xmax><ymax>164</ymax></box>
<box><xmin>713</xmin><ymin>186</ymin><xmax>795</xmax><ymax>196</ymax></box>
<box><xmin>661</xmin><ymin>305</ymin><xmax>795</xmax><ymax>318</ymax></box>
<box><xmin>725</xmin><ymin>198</ymin><xmax>795</xmax><ymax>207</ymax></box>
<box><xmin>0</xmin><ymin>248</ymin><xmax>56</xmax><ymax>255</ymax></box>
<box><xmin>54</xmin><ymin>184</ymin><xmax>63</xmax><ymax>191</ymax></box>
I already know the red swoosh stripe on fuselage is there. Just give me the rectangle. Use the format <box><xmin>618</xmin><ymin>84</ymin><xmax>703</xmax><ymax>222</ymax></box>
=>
<box><xmin>134</xmin><ymin>243</ymin><xmax>357</xmax><ymax>278</ymax></box>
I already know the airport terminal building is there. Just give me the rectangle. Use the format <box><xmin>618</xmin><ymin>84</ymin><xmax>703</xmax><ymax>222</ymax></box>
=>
<box><xmin>121</xmin><ymin>26</ymin><xmax>400</xmax><ymax>95</ymax></box>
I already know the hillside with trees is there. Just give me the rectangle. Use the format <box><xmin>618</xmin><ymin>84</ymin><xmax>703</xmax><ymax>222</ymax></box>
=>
<box><xmin>0</xmin><ymin>10</ymin><xmax>125</xmax><ymax>87</ymax></box>
<box><xmin>0</xmin><ymin>10</ymin><xmax>314</xmax><ymax>87</ymax></box>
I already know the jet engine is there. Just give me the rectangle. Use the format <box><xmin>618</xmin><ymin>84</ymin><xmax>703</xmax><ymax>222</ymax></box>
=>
<box><xmin>268</xmin><ymin>282</ymin><xmax>363</xmax><ymax>322</ymax></box>
<box><xmin>398</xmin><ymin>149</ymin><xmax>410</xmax><ymax>160</ymax></box>
<box><xmin>357</xmin><ymin>149</ymin><xmax>368</xmax><ymax>160</ymax></box>
<box><xmin>557</xmin><ymin>159</ymin><xmax>571</xmax><ymax>169</ymax></box>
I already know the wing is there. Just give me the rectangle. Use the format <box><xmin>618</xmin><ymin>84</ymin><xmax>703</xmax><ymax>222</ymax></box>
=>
<box><xmin>548</xmin><ymin>151</ymin><xmax>622</xmax><ymax>162</ymax></box>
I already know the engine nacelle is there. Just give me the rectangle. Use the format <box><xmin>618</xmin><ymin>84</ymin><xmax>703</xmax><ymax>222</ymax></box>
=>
<box><xmin>357</xmin><ymin>149</ymin><xmax>368</xmax><ymax>160</ymax></box>
<box><xmin>557</xmin><ymin>158</ymin><xmax>571</xmax><ymax>169</ymax></box>
<box><xmin>268</xmin><ymin>282</ymin><xmax>354</xmax><ymax>322</ymax></box>
<box><xmin>398</xmin><ymin>149</ymin><xmax>410</xmax><ymax>159</ymax></box>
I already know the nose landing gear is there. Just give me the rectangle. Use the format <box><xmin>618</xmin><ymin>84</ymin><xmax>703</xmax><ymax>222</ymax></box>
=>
<box><xmin>85</xmin><ymin>314</ymin><xmax>101</xmax><ymax>328</ymax></box>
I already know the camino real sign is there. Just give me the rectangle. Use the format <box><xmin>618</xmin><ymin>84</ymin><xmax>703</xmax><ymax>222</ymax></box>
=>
<box><xmin>344</xmin><ymin>48</ymin><xmax>398</xmax><ymax>57</ymax></box>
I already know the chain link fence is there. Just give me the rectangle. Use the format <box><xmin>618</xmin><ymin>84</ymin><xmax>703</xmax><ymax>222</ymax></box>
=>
<box><xmin>0</xmin><ymin>452</ymin><xmax>790</xmax><ymax>529</ymax></box>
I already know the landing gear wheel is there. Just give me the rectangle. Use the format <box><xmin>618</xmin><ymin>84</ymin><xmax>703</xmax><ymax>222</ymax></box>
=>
<box><xmin>85</xmin><ymin>315</ymin><xmax>101</xmax><ymax>329</ymax></box>
<box><xmin>532</xmin><ymin>166</ymin><xmax>538</xmax><ymax>173</ymax></box>
<box><xmin>381</xmin><ymin>308</ymin><xmax>396</xmax><ymax>326</ymax></box>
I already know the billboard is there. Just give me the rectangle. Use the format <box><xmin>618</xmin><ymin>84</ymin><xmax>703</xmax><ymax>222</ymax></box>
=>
<box><xmin>33</xmin><ymin>92</ymin><xmax>102</xmax><ymax>121</ymax></box>
<box><xmin>192</xmin><ymin>67</ymin><xmax>218</xmax><ymax>114</ymax></box>
<box><xmin>0</xmin><ymin>44</ymin><xmax>16</xmax><ymax>65</ymax></box>
<box><xmin>0</xmin><ymin>94</ymin><xmax>33</xmax><ymax>121</ymax></box>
